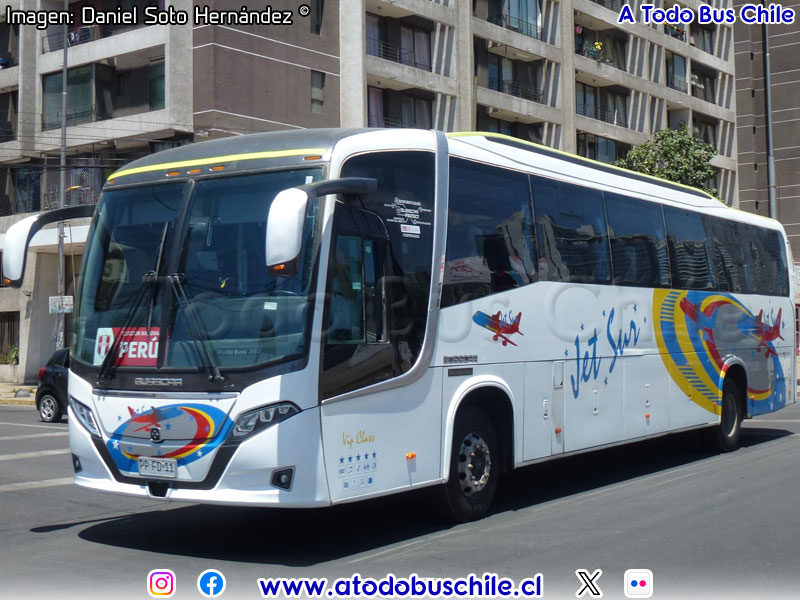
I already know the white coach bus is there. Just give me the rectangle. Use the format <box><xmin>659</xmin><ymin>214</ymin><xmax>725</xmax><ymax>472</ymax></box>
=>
<box><xmin>4</xmin><ymin>129</ymin><xmax>795</xmax><ymax>521</ymax></box>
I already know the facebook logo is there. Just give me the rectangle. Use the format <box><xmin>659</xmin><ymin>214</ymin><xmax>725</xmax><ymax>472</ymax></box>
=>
<box><xmin>197</xmin><ymin>569</ymin><xmax>226</xmax><ymax>598</ymax></box>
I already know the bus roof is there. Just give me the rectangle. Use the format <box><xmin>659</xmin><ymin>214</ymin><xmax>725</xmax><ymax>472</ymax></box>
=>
<box><xmin>106</xmin><ymin>128</ymin><xmax>370</xmax><ymax>184</ymax></box>
<box><xmin>448</xmin><ymin>131</ymin><xmax>717</xmax><ymax>202</ymax></box>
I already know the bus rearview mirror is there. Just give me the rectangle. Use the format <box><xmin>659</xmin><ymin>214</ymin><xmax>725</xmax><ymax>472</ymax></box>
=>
<box><xmin>266</xmin><ymin>178</ymin><xmax>377</xmax><ymax>275</ymax></box>
<box><xmin>2</xmin><ymin>205</ymin><xmax>95</xmax><ymax>287</ymax></box>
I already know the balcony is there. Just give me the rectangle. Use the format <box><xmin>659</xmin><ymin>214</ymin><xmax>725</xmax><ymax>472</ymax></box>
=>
<box><xmin>366</xmin><ymin>38</ymin><xmax>432</xmax><ymax>71</ymax></box>
<box><xmin>42</xmin><ymin>23</ymin><xmax>151</xmax><ymax>54</ymax></box>
<box><xmin>575</xmin><ymin>43</ymin><xmax>626</xmax><ymax>72</ymax></box>
<box><xmin>664</xmin><ymin>23</ymin><xmax>686</xmax><ymax>42</ymax></box>
<box><xmin>368</xmin><ymin>115</ymin><xmax>402</xmax><ymax>128</ymax></box>
<box><xmin>588</xmin><ymin>0</ymin><xmax>623</xmax><ymax>10</ymax></box>
<box><xmin>0</xmin><ymin>120</ymin><xmax>15</xmax><ymax>143</ymax></box>
<box><xmin>667</xmin><ymin>74</ymin><xmax>688</xmax><ymax>93</ymax></box>
<box><xmin>42</xmin><ymin>104</ymin><xmax>113</xmax><ymax>130</ymax></box>
<box><xmin>577</xmin><ymin>103</ymin><xmax>628</xmax><ymax>128</ymax></box>
<box><xmin>487</xmin><ymin>13</ymin><xmax>543</xmax><ymax>41</ymax></box>
<box><xmin>0</xmin><ymin>53</ymin><xmax>18</xmax><ymax>68</ymax></box>
<box><xmin>488</xmin><ymin>77</ymin><xmax>543</xmax><ymax>104</ymax></box>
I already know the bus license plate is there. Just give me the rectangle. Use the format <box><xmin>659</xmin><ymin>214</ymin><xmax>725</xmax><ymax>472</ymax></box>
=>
<box><xmin>138</xmin><ymin>457</ymin><xmax>177</xmax><ymax>479</ymax></box>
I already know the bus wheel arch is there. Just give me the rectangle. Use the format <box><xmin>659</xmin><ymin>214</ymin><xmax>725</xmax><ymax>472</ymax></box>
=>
<box><xmin>439</xmin><ymin>384</ymin><xmax>514</xmax><ymax>521</ymax></box>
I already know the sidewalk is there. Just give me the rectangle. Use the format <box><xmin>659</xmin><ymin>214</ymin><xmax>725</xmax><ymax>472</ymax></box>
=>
<box><xmin>0</xmin><ymin>382</ymin><xmax>37</xmax><ymax>406</ymax></box>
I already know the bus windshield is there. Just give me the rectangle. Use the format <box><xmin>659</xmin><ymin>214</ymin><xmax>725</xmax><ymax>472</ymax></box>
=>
<box><xmin>72</xmin><ymin>167</ymin><xmax>325</xmax><ymax>372</ymax></box>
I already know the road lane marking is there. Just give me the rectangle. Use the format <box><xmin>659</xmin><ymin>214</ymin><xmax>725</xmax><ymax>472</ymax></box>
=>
<box><xmin>0</xmin><ymin>449</ymin><xmax>70</xmax><ymax>461</ymax></box>
<box><xmin>0</xmin><ymin>478</ymin><xmax>73</xmax><ymax>493</ymax></box>
<box><xmin>0</xmin><ymin>432</ymin><xmax>69</xmax><ymax>441</ymax></box>
<box><xmin>0</xmin><ymin>421</ymin><xmax>67</xmax><ymax>430</ymax></box>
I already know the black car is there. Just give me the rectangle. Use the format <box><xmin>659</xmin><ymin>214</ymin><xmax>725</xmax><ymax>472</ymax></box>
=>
<box><xmin>36</xmin><ymin>348</ymin><xmax>69</xmax><ymax>423</ymax></box>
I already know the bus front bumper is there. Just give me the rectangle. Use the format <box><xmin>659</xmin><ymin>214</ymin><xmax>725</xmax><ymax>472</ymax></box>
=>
<box><xmin>69</xmin><ymin>405</ymin><xmax>331</xmax><ymax>507</ymax></box>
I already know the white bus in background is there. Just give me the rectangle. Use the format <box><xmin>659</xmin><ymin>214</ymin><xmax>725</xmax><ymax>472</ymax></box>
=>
<box><xmin>4</xmin><ymin>129</ymin><xmax>794</xmax><ymax>521</ymax></box>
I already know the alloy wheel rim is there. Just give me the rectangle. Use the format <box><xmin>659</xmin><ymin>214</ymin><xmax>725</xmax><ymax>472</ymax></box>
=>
<box><xmin>457</xmin><ymin>432</ymin><xmax>491</xmax><ymax>497</ymax></box>
<box><xmin>41</xmin><ymin>397</ymin><xmax>56</xmax><ymax>420</ymax></box>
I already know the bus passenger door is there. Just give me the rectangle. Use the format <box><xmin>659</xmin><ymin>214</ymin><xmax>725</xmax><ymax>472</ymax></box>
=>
<box><xmin>317</xmin><ymin>167</ymin><xmax>442</xmax><ymax>503</ymax></box>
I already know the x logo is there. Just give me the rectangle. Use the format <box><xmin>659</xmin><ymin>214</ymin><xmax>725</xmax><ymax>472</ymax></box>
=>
<box><xmin>575</xmin><ymin>569</ymin><xmax>603</xmax><ymax>598</ymax></box>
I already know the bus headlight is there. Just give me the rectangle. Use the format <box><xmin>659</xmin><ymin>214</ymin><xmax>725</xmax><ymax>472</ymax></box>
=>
<box><xmin>232</xmin><ymin>402</ymin><xmax>300</xmax><ymax>439</ymax></box>
<box><xmin>69</xmin><ymin>397</ymin><xmax>101</xmax><ymax>437</ymax></box>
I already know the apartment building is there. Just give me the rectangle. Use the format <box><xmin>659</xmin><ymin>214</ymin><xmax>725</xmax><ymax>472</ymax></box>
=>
<box><xmin>733</xmin><ymin>8</ymin><xmax>800</xmax><ymax>256</ymax></box>
<box><xmin>340</xmin><ymin>0</ymin><xmax>738</xmax><ymax>204</ymax></box>
<box><xmin>0</xmin><ymin>0</ymin><xmax>737</xmax><ymax>381</ymax></box>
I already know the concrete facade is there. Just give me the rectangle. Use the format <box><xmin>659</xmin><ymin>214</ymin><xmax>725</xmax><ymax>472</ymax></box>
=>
<box><xmin>0</xmin><ymin>0</ymin><xmax>739</xmax><ymax>381</ymax></box>
<box><xmin>344</xmin><ymin>0</ymin><xmax>738</xmax><ymax>203</ymax></box>
<box><xmin>733</xmin><ymin>9</ymin><xmax>800</xmax><ymax>257</ymax></box>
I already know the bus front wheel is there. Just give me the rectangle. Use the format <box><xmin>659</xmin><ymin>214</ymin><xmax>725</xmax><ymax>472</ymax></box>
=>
<box><xmin>703</xmin><ymin>378</ymin><xmax>743</xmax><ymax>452</ymax></box>
<box><xmin>440</xmin><ymin>407</ymin><xmax>499</xmax><ymax>522</ymax></box>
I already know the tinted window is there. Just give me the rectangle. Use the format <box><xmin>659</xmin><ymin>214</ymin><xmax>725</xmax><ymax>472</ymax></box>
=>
<box><xmin>663</xmin><ymin>206</ymin><xmax>716</xmax><ymax>291</ymax></box>
<box><xmin>442</xmin><ymin>159</ymin><xmax>536</xmax><ymax>307</ymax></box>
<box><xmin>606</xmin><ymin>194</ymin><xmax>670</xmax><ymax>288</ymax></box>
<box><xmin>711</xmin><ymin>219</ymin><xmax>756</xmax><ymax>293</ymax></box>
<box><xmin>322</xmin><ymin>151</ymin><xmax>435</xmax><ymax>397</ymax></box>
<box><xmin>752</xmin><ymin>226</ymin><xmax>790</xmax><ymax>296</ymax></box>
<box><xmin>532</xmin><ymin>176</ymin><xmax>611</xmax><ymax>284</ymax></box>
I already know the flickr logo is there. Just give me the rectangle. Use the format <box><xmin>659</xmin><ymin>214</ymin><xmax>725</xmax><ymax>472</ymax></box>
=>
<box><xmin>147</xmin><ymin>569</ymin><xmax>176</xmax><ymax>597</ymax></box>
<box><xmin>624</xmin><ymin>569</ymin><xmax>653</xmax><ymax>598</ymax></box>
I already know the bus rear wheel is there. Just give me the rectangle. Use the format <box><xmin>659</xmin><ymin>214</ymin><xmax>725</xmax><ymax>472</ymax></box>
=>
<box><xmin>703</xmin><ymin>378</ymin><xmax>743</xmax><ymax>452</ymax></box>
<box><xmin>440</xmin><ymin>407</ymin><xmax>499</xmax><ymax>522</ymax></box>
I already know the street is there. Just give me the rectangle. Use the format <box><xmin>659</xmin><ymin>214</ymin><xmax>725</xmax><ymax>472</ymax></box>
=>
<box><xmin>1</xmin><ymin>402</ymin><xmax>799</xmax><ymax>600</ymax></box>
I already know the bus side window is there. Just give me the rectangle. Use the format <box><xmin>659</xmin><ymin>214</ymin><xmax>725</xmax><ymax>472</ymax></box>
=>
<box><xmin>605</xmin><ymin>193</ymin><xmax>670</xmax><ymax>288</ymax></box>
<box><xmin>663</xmin><ymin>206</ymin><xmax>716</xmax><ymax>291</ymax></box>
<box><xmin>532</xmin><ymin>176</ymin><xmax>610</xmax><ymax>284</ymax></box>
<box><xmin>442</xmin><ymin>158</ymin><xmax>536</xmax><ymax>307</ymax></box>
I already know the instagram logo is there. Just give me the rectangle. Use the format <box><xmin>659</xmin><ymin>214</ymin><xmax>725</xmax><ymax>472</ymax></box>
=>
<box><xmin>148</xmin><ymin>569</ymin><xmax>176</xmax><ymax>598</ymax></box>
<box><xmin>624</xmin><ymin>569</ymin><xmax>653</xmax><ymax>598</ymax></box>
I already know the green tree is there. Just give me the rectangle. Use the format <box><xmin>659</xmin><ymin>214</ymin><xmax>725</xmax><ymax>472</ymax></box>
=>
<box><xmin>615</xmin><ymin>124</ymin><xmax>719</xmax><ymax>199</ymax></box>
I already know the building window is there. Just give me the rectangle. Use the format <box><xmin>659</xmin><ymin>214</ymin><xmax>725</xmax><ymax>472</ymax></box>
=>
<box><xmin>310</xmin><ymin>0</ymin><xmax>324</xmax><ymax>35</ymax></box>
<box><xmin>576</xmin><ymin>132</ymin><xmax>630</xmax><ymax>164</ymax></box>
<box><xmin>488</xmin><ymin>0</ymin><xmax>544</xmax><ymax>40</ymax></box>
<box><xmin>12</xmin><ymin>167</ymin><xmax>41</xmax><ymax>214</ymax></box>
<box><xmin>0</xmin><ymin>312</ymin><xmax>19</xmax><ymax>364</ymax></box>
<box><xmin>693</xmin><ymin>117</ymin><xmax>718</xmax><ymax>150</ymax></box>
<box><xmin>149</xmin><ymin>60</ymin><xmax>165</xmax><ymax>111</ymax></box>
<box><xmin>0</xmin><ymin>91</ymin><xmax>17</xmax><ymax>143</ymax></box>
<box><xmin>367</xmin><ymin>87</ymin><xmax>432</xmax><ymax>128</ymax></box>
<box><xmin>666</xmin><ymin>52</ymin><xmax>687</xmax><ymax>93</ymax></box>
<box><xmin>691</xmin><ymin>69</ymin><xmax>716</xmax><ymax>103</ymax></box>
<box><xmin>366</xmin><ymin>14</ymin><xmax>432</xmax><ymax>71</ymax></box>
<box><xmin>311</xmin><ymin>70</ymin><xmax>325</xmax><ymax>114</ymax></box>
<box><xmin>691</xmin><ymin>23</ymin><xmax>715</xmax><ymax>54</ymax></box>
<box><xmin>42</xmin><ymin>64</ymin><xmax>115</xmax><ymax>129</ymax></box>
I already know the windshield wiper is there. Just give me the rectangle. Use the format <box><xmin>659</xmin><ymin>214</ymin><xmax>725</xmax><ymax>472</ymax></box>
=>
<box><xmin>98</xmin><ymin>223</ymin><xmax>170</xmax><ymax>381</ymax></box>
<box><xmin>166</xmin><ymin>273</ymin><xmax>225</xmax><ymax>382</ymax></box>
<box><xmin>97</xmin><ymin>277</ymin><xmax>154</xmax><ymax>381</ymax></box>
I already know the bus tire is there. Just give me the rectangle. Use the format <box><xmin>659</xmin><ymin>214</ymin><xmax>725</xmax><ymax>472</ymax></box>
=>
<box><xmin>703</xmin><ymin>378</ymin><xmax>743</xmax><ymax>452</ymax></box>
<box><xmin>440</xmin><ymin>406</ymin><xmax>499</xmax><ymax>522</ymax></box>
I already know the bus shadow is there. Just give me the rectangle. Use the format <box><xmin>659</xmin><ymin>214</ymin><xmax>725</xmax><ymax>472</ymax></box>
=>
<box><xmin>492</xmin><ymin>427</ymin><xmax>792</xmax><ymax>512</ymax></box>
<box><xmin>75</xmin><ymin>426</ymin><xmax>792</xmax><ymax>566</ymax></box>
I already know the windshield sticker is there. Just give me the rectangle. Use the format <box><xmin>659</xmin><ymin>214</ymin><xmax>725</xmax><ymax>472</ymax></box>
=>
<box><xmin>94</xmin><ymin>327</ymin><xmax>160</xmax><ymax>366</ymax></box>
<box><xmin>383</xmin><ymin>197</ymin><xmax>432</xmax><ymax>238</ymax></box>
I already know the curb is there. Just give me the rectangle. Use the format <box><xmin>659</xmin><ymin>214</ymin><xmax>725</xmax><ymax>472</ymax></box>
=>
<box><xmin>0</xmin><ymin>399</ymin><xmax>36</xmax><ymax>407</ymax></box>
